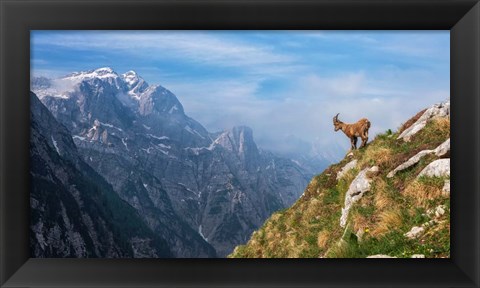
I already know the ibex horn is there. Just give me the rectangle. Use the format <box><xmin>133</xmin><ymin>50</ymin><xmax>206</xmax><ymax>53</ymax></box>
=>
<box><xmin>334</xmin><ymin>113</ymin><xmax>339</xmax><ymax>121</ymax></box>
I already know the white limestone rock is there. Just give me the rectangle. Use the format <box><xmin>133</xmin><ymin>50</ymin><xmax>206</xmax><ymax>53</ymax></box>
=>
<box><xmin>387</xmin><ymin>150</ymin><xmax>433</xmax><ymax>178</ymax></box>
<box><xmin>398</xmin><ymin>100</ymin><xmax>450</xmax><ymax>142</ymax></box>
<box><xmin>422</xmin><ymin>219</ymin><xmax>437</xmax><ymax>228</ymax></box>
<box><xmin>434</xmin><ymin>138</ymin><xmax>450</xmax><ymax>157</ymax></box>
<box><xmin>427</xmin><ymin>205</ymin><xmax>446</xmax><ymax>218</ymax></box>
<box><xmin>417</xmin><ymin>159</ymin><xmax>450</xmax><ymax>178</ymax></box>
<box><xmin>404</xmin><ymin>226</ymin><xmax>425</xmax><ymax>239</ymax></box>
<box><xmin>435</xmin><ymin>205</ymin><xmax>446</xmax><ymax>218</ymax></box>
<box><xmin>367</xmin><ymin>254</ymin><xmax>397</xmax><ymax>258</ymax></box>
<box><xmin>387</xmin><ymin>138</ymin><xmax>450</xmax><ymax>178</ymax></box>
<box><xmin>336</xmin><ymin>160</ymin><xmax>358</xmax><ymax>180</ymax></box>
<box><xmin>340</xmin><ymin>166</ymin><xmax>379</xmax><ymax>228</ymax></box>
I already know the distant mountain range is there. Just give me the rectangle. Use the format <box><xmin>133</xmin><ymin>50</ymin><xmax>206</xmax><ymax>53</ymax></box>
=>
<box><xmin>30</xmin><ymin>67</ymin><xmax>331</xmax><ymax>257</ymax></box>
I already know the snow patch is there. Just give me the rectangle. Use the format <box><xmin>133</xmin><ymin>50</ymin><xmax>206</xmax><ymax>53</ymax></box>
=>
<box><xmin>184</xmin><ymin>125</ymin><xmax>205</xmax><ymax>139</ymax></box>
<box><xmin>157</xmin><ymin>143</ymin><xmax>171</xmax><ymax>149</ymax></box>
<box><xmin>184</xmin><ymin>138</ymin><xmax>219</xmax><ymax>155</ymax></box>
<box><xmin>121</xmin><ymin>138</ymin><xmax>129</xmax><ymax>151</ymax></box>
<box><xmin>51</xmin><ymin>136</ymin><xmax>60</xmax><ymax>154</ymax></box>
<box><xmin>198</xmin><ymin>225</ymin><xmax>208</xmax><ymax>242</ymax></box>
<box><xmin>158</xmin><ymin>149</ymin><xmax>169</xmax><ymax>156</ymax></box>
<box><xmin>291</xmin><ymin>159</ymin><xmax>302</xmax><ymax>167</ymax></box>
<box><xmin>99</xmin><ymin>122</ymin><xmax>123</xmax><ymax>132</ymax></box>
<box><xmin>169</xmin><ymin>105</ymin><xmax>179</xmax><ymax>114</ymax></box>
<box><xmin>63</xmin><ymin>67</ymin><xmax>118</xmax><ymax>81</ymax></box>
<box><xmin>141</xmin><ymin>147</ymin><xmax>153</xmax><ymax>154</ymax></box>
<box><xmin>147</xmin><ymin>134</ymin><xmax>169</xmax><ymax>140</ymax></box>
<box><xmin>127</xmin><ymin>91</ymin><xmax>141</xmax><ymax>100</ymax></box>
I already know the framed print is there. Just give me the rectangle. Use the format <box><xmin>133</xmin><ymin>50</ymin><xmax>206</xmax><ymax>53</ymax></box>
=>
<box><xmin>1</xmin><ymin>0</ymin><xmax>479</xmax><ymax>287</ymax></box>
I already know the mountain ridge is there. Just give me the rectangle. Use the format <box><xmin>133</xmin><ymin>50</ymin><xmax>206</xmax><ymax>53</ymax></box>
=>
<box><xmin>230</xmin><ymin>100</ymin><xmax>450</xmax><ymax>258</ymax></box>
<box><xmin>31</xmin><ymin>67</ymin><xmax>320</xmax><ymax>257</ymax></box>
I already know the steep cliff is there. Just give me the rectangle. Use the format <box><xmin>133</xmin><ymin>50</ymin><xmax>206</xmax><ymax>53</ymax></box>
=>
<box><xmin>30</xmin><ymin>92</ymin><xmax>171</xmax><ymax>258</ymax></box>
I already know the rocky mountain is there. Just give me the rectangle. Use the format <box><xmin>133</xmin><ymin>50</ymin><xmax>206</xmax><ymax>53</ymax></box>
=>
<box><xmin>230</xmin><ymin>100</ymin><xmax>450</xmax><ymax>258</ymax></box>
<box><xmin>31</xmin><ymin>67</ymin><xmax>313</xmax><ymax>257</ymax></box>
<box><xmin>30</xmin><ymin>92</ymin><xmax>172</xmax><ymax>258</ymax></box>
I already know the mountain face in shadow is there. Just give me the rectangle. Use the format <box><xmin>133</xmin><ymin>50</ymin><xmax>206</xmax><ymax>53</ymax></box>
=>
<box><xmin>30</xmin><ymin>92</ymin><xmax>172</xmax><ymax>258</ymax></box>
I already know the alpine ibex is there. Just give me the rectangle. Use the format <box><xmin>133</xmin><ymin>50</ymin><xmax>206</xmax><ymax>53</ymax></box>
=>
<box><xmin>333</xmin><ymin>113</ymin><xmax>371</xmax><ymax>150</ymax></box>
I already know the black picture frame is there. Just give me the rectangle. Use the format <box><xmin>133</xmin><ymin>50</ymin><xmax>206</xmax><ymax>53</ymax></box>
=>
<box><xmin>1</xmin><ymin>0</ymin><xmax>479</xmax><ymax>287</ymax></box>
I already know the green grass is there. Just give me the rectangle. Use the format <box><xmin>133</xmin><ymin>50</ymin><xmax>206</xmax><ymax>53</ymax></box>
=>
<box><xmin>229</xmin><ymin>115</ymin><xmax>450</xmax><ymax>259</ymax></box>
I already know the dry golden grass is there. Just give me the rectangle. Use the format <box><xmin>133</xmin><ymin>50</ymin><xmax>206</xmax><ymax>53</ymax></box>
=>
<box><xmin>269</xmin><ymin>213</ymin><xmax>282</xmax><ymax>222</ymax></box>
<box><xmin>370</xmin><ymin>209</ymin><xmax>403</xmax><ymax>237</ymax></box>
<box><xmin>423</xmin><ymin>220</ymin><xmax>449</xmax><ymax>237</ymax></box>
<box><xmin>302</xmin><ymin>198</ymin><xmax>323</xmax><ymax>222</ymax></box>
<box><xmin>431</xmin><ymin>117</ymin><xmax>450</xmax><ymax>136</ymax></box>
<box><xmin>317</xmin><ymin>230</ymin><xmax>330</xmax><ymax>249</ymax></box>
<box><xmin>373</xmin><ymin>179</ymin><xmax>394</xmax><ymax>211</ymax></box>
<box><xmin>266</xmin><ymin>231</ymin><xmax>275</xmax><ymax>240</ymax></box>
<box><xmin>230</xmin><ymin>109</ymin><xmax>450</xmax><ymax>258</ymax></box>
<box><xmin>403</xmin><ymin>180</ymin><xmax>443</xmax><ymax>208</ymax></box>
<box><xmin>352</xmin><ymin>213</ymin><xmax>369</xmax><ymax>233</ymax></box>
<box><xmin>325</xmin><ymin>239</ymin><xmax>351</xmax><ymax>258</ymax></box>
<box><xmin>359</xmin><ymin>146</ymin><xmax>393</xmax><ymax>169</ymax></box>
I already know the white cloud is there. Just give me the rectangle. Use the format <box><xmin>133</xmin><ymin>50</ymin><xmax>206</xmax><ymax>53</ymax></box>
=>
<box><xmin>32</xmin><ymin>31</ymin><xmax>299</xmax><ymax>76</ymax></box>
<box><xmin>168</xmin><ymin>69</ymin><xmax>449</xmax><ymax>157</ymax></box>
<box><xmin>300</xmin><ymin>72</ymin><xmax>367</xmax><ymax>97</ymax></box>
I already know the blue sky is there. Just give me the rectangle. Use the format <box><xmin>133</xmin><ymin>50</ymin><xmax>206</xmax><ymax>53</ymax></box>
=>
<box><xmin>31</xmin><ymin>30</ymin><xmax>449</xmax><ymax>157</ymax></box>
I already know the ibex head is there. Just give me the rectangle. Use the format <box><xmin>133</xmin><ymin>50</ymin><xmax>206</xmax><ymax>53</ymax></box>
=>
<box><xmin>333</xmin><ymin>113</ymin><xmax>341</xmax><ymax>131</ymax></box>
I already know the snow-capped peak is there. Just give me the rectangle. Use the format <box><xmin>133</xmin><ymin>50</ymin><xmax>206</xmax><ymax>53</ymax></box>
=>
<box><xmin>121</xmin><ymin>70</ymin><xmax>140</xmax><ymax>86</ymax></box>
<box><xmin>121</xmin><ymin>70</ymin><xmax>149</xmax><ymax>97</ymax></box>
<box><xmin>95</xmin><ymin>67</ymin><xmax>115</xmax><ymax>73</ymax></box>
<box><xmin>63</xmin><ymin>67</ymin><xmax>119</xmax><ymax>81</ymax></box>
<box><xmin>32</xmin><ymin>67</ymin><xmax>125</xmax><ymax>100</ymax></box>
<box><xmin>123</xmin><ymin>70</ymin><xmax>138</xmax><ymax>76</ymax></box>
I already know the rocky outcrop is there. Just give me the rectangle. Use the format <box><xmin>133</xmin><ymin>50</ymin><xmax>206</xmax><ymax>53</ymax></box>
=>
<box><xmin>336</xmin><ymin>160</ymin><xmax>357</xmax><ymax>180</ymax></box>
<box><xmin>404</xmin><ymin>226</ymin><xmax>425</xmax><ymax>239</ymax></box>
<box><xmin>398</xmin><ymin>100</ymin><xmax>450</xmax><ymax>142</ymax></box>
<box><xmin>340</xmin><ymin>166</ymin><xmax>379</xmax><ymax>228</ymax></box>
<box><xmin>427</xmin><ymin>205</ymin><xmax>446</xmax><ymax>218</ymax></box>
<box><xmin>387</xmin><ymin>138</ymin><xmax>450</xmax><ymax>178</ymax></box>
<box><xmin>417</xmin><ymin>159</ymin><xmax>450</xmax><ymax>178</ymax></box>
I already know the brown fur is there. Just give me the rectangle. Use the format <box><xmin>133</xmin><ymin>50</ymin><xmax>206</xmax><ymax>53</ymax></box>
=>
<box><xmin>333</xmin><ymin>114</ymin><xmax>371</xmax><ymax>150</ymax></box>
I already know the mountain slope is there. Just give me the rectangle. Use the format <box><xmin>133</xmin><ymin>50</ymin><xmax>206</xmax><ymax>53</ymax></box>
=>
<box><xmin>31</xmin><ymin>68</ymin><xmax>313</xmax><ymax>257</ymax></box>
<box><xmin>30</xmin><ymin>92</ymin><xmax>171</xmax><ymax>258</ymax></box>
<box><xmin>230</xmin><ymin>100</ymin><xmax>450</xmax><ymax>258</ymax></box>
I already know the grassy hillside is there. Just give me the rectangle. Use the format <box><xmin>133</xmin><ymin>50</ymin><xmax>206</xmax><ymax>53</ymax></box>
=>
<box><xmin>229</xmin><ymin>107</ymin><xmax>450</xmax><ymax>258</ymax></box>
